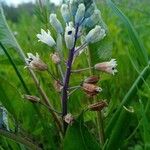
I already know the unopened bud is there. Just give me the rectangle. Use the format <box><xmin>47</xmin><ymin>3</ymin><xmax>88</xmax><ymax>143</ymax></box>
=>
<box><xmin>84</xmin><ymin>3</ymin><xmax>95</xmax><ymax>18</ymax></box>
<box><xmin>61</xmin><ymin>4</ymin><xmax>71</xmax><ymax>23</ymax></box>
<box><xmin>84</xmin><ymin>9</ymin><xmax>101</xmax><ymax>28</ymax></box>
<box><xmin>51</xmin><ymin>52</ymin><xmax>61</xmax><ymax>64</ymax></box>
<box><xmin>85</xmin><ymin>25</ymin><xmax>106</xmax><ymax>43</ymax></box>
<box><xmin>75</xmin><ymin>3</ymin><xmax>85</xmax><ymax>24</ymax></box>
<box><xmin>88</xmin><ymin>100</ymin><xmax>108</xmax><ymax>111</ymax></box>
<box><xmin>50</xmin><ymin>14</ymin><xmax>63</xmax><ymax>34</ymax></box>
<box><xmin>69</xmin><ymin>0</ymin><xmax>78</xmax><ymax>16</ymax></box>
<box><xmin>23</xmin><ymin>95</ymin><xmax>40</xmax><ymax>103</ymax></box>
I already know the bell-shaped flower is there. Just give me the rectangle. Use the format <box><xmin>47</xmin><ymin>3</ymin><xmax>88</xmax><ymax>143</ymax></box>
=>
<box><xmin>75</xmin><ymin>3</ymin><xmax>85</xmax><ymax>25</ymax></box>
<box><xmin>65</xmin><ymin>22</ymin><xmax>75</xmax><ymax>49</ymax></box>
<box><xmin>37</xmin><ymin>29</ymin><xmax>56</xmax><ymax>47</ymax></box>
<box><xmin>25</xmin><ymin>53</ymin><xmax>48</xmax><ymax>71</ymax></box>
<box><xmin>50</xmin><ymin>14</ymin><xmax>63</xmax><ymax>34</ymax></box>
<box><xmin>94</xmin><ymin>59</ymin><xmax>117</xmax><ymax>75</ymax></box>
<box><xmin>61</xmin><ymin>4</ymin><xmax>71</xmax><ymax>23</ymax></box>
<box><xmin>85</xmin><ymin>25</ymin><xmax>106</xmax><ymax>43</ymax></box>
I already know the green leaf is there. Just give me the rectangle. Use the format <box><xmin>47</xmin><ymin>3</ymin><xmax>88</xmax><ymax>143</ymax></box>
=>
<box><xmin>64</xmin><ymin>113</ymin><xmax>100</xmax><ymax>150</ymax></box>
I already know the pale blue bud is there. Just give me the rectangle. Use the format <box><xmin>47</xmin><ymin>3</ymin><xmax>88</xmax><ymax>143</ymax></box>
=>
<box><xmin>65</xmin><ymin>22</ymin><xmax>75</xmax><ymax>49</ymax></box>
<box><xmin>70</xmin><ymin>0</ymin><xmax>78</xmax><ymax>16</ymax></box>
<box><xmin>83</xmin><ymin>9</ymin><xmax>101</xmax><ymax>28</ymax></box>
<box><xmin>75</xmin><ymin>3</ymin><xmax>85</xmax><ymax>25</ymax></box>
<box><xmin>61</xmin><ymin>4</ymin><xmax>71</xmax><ymax>23</ymax></box>
<box><xmin>85</xmin><ymin>25</ymin><xmax>106</xmax><ymax>43</ymax></box>
<box><xmin>50</xmin><ymin>14</ymin><xmax>63</xmax><ymax>34</ymax></box>
<box><xmin>85</xmin><ymin>3</ymin><xmax>95</xmax><ymax>18</ymax></box>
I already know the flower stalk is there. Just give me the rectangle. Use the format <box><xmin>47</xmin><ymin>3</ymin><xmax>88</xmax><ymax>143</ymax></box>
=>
<box><xmin>62</xmin><ymin>25</ymin><xmax>79</xmax><ymax>133</ymax></box>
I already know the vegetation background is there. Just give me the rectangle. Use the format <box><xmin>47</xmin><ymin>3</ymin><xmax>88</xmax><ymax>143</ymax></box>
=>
<box><xmin>0</xmin><ymin>0</ymin><xmax>150</xmax><ymax>149</ymax></box>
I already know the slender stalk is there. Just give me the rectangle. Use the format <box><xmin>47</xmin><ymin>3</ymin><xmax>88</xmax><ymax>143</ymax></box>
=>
<box><xmin>71</xmin><ymin>67</ymin><xmax>94</xmax><ymax>73</ymax></box>
<box><xmin>87</xmin><ymin>46</ymin><xmax>105</xmax><ymax>145</ymax></box>
<box><xmin>39</xmin><ymin>101</ymin><xmax>62</xmax><ymax>115</ymax></box>
<box><xmin>0</xmin><ymin>129</ymin><xmax>42</xmax><ymax>150</ymax></box>
<box><xmin>62</xmin><ymin>25</ymin><xmax>79</xmax><ymax>133</ymax></box>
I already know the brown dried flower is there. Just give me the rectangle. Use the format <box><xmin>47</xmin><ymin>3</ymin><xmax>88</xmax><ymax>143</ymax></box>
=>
<box><xmin>82</xmin><ymin>83</ymin><xmax>102</xmax><ymax>97</ymax></box>
<box><xmin>51</xmin><ymin>52</ymin><xmax>61</xmax><ymax>64</ymax></box>
<box><xmin>54</xmin><ymin>80</ymin><xmax>63</xmax><ymax>92</ymax></box>
<box><xmin>84</xmin><ymin>76</ymin><xmax>100</xmax><ymax>84</ymax></box>
<box><xmin>88</xmin><ymin>100</ymin><xmax>108</xmax><ymax>111</ymax></box>
<box><xmin>64</xmin><ymin>113</ymin><xmax>74</xmax><ymax>124</ymax></box>
<box><xmin>25</xmin><ymin>53</ymin><xmax>48</xmax><ymax>71</ymax></box>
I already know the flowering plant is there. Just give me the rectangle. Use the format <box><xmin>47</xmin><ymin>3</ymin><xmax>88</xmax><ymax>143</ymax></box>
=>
<box><xmin>24</xmin><ymin>0</ymin><xmax>117</xmax><ymax>144</ymax></box>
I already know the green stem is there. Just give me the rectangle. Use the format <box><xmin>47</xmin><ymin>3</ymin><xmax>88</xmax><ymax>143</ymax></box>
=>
<box><xmin>87</xmin><ymin>46</ymin><xmax>105</xmax><ymax>145</ymax></box>
<box><xmin>0</xmin><ymin>129</ymin><xmax>42</xmax><ymax>150</ymax></box>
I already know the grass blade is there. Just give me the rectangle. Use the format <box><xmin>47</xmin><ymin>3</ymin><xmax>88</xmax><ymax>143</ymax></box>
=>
<box><xmin>106</xmin><ymin>0</ymin><xmax>148</xmax><ymax>67</ymax></box>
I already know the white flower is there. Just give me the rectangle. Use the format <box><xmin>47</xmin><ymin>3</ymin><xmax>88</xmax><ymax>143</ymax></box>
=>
<box><xmin>37</xmin><ymin>29</ymin><xmax>56</xmax><ymax>47</ymax></box>
<box><xmin>61</xmin><ymin>4</ymin><xmax>71</xmax><ymax>23</ymax></box>
<box><xmin>50</xmin><ymin>14</ymin><xmax>63</xmax><ymax>34</ymax></box>
<box><xmin>94</xmin><ymin>59</ymin><xmax>117</xmax><ymax>75</ymax></box>
<box><xmin>25</xmin><ymin>53</ymin><xmax>48</xmax><ymax>71</ymax></box>
<box><xmin>65</xmin><ymin>22</ymin><xmax>75</xmax><ymax>49</ymax></box>
<box><xmin>85</xmin><ymin>25</ymin><xmax>106</xmax><ymax>43</ymax></box>
<box><xmin>75</xmin><ymin>3</ymin><xmax>85</xmax><ymax>24</ymax></box>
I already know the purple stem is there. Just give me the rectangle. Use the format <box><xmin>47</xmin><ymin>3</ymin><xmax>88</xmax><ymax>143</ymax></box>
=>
<box><xmin>62</xmin><ymin>25</ymin><xmax>79</xmax><ymax>133</ymax></box>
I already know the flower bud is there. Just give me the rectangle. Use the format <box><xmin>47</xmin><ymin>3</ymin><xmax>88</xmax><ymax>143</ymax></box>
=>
<box><xmin>85</xmin><ymin>25</ymin><xmax>106</xmax><ymax>43</ymax></box>
<box><xmin>75</xmin><ymin>3</ymin><xmax>85</xmax><ymax>25</ymax></box>
<box><xmin>83</xmin><ymin>9</ymin><xmax>102</xmax><ymax>28</ymax></box>
<box><xmin>23</xmin><ymin>95</ymin><xmax>40</xmax><ymax>103</ymax></box>
<box><xmin>94</xmin><ymin>59</ymin><xmax>117</xmax><ymax>75</ymax></box>
<box><xmin>82</xmin><ymin>83</ymin><xmax>102</xmax><ymax>97</ymax></box>
<box><xmin>61</xmin><ymin>4</ymin><xmax>71</xmax><ymax>23</ymax></box>
<box><xmin>51</xmin><ymin>52</ymin><xmax>61</xmax><ymax>64</ymax></box>
<box><xmin>88</xmin><ymin>100</ymin><xmax>108</xmax><ymax>111</ymax></box>
<box><xmin>25</xmin><ymin>53</ymin><xmax>48</xmax><ymax>71</ymax></box>
<box><xmin>84</xmin><ymin>76</ymin><xmax>100</xmax><ymax>84</ymax></box>
<box><xmin>84</xmin><ymin>3</ymin><xmax>95</xmax><ymax>18</ymax></box>
<box><xmin>64</xmin><ymin>113</ymin><xmax>74</xmax><ymax>124</ymax></box>
<box><xmin>37</xmin><ymin>29</ymin><xmax>56</xmax><ymax>47</ymax></box>
<box><xmin>70</xmin><ymin>0</ymin><xmax>78</xmax><ymax>16</ymax></box>
<box><xmin>50</xmin><ymin>14</ymin><xmax>63</xmax><ymax>34</ymax></box>
<box><xmin>65</xmin><ymin>22</ymin><xmax>75</xmax><ymax>49</ymax></box>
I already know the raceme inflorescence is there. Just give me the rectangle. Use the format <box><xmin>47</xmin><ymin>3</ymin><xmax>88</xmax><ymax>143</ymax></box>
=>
<box><xmin>24</xmin><ymin>0</ymin><xmax>117</xmax><ymax>135</ymax></box>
